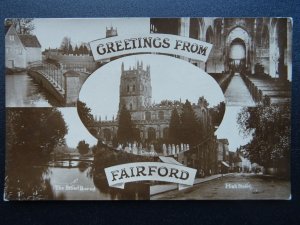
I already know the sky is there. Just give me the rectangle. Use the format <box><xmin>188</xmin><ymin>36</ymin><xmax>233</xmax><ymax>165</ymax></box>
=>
<box><xmin>32</xmin><ymin>18</ymin><xmax>150</xmax><ymax>50</ymax></box>
<box><xmin>79</xmin><ymin>54</ymin><xmax>225</xmax><ymax>120</ymax></box>
<box><xmin>59</xmin><ymin>108</ymin><xmax>98</xmax><ymax>148</ymax></box>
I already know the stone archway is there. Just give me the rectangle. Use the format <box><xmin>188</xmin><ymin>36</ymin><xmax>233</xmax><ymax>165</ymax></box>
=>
<box><xmin>229</xmin><ymin>38</ymin><xmax>246</xmax><ymax>74</ymax></box>
<box><xmin>225</xmin><ymin>26</ymin><xmax>251</xmax><ymax>73</ymax></box>
<box><xmin>206</xmin><ymin>26</ymin><xmax>214</xmax><ymax>44</ymax></box>
<box><xmin>189</xmin><ymin>18</ymin><xmax>204</xmax><ymax>40</ymax></box>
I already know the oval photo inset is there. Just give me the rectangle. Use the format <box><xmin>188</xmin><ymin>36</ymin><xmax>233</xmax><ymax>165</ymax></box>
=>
<box><xmin>78</xmin><ymin>54</ymin><xmax>225</xmax><ymax>157</ymax></box>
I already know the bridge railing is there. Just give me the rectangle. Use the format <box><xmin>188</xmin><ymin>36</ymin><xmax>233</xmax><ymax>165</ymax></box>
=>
<box><xmin>28</xmin><ymin>61</ymin><xmax>65</xmax><ymax>93</ymax></box>
<box><xmin>27</xmin><ymin>61</ymin><xmax>44</xmax><ymax>69</ymax></box>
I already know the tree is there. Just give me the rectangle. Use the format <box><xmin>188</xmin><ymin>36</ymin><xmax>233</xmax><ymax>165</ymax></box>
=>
<box><xmin>5</xmin><ymin>108</ymin><xmax>68</xmax><ymax>200</ymax></box>
<box><xmin>77</xmin><ymin>100</ymin><xmax>94</xmax><ymax>125</ymax></box>
<box><xmin>69</xmin><ymin>43</ymin><xmax>74</xmax><ymax>55</ymax></box>
<box><xmin>237</xmin><ymin>104</ymin><xmax>290</xmax><ymax>173</ymax></box>
<box><xmin>180</xmin><ymin>100</ymin><xmax>200</xmax><ymax>146</ymax></box>
<box><xmin>79</xmin><ymin>45</ymin><xmax>84</xmax><ymax>55</ymax></box>
<box><xmin>6</xmin><ymin>108</ymin><xmax>68</xmax><ymax>164</ymax></box>
<box><xmin>83</xmin><ymin>45</ymin><xmax>89</xmax><ymax>55</ymax></box>
<box><xmin>210</xmin><ymin>101</ymin><xmax>225</xmax><ymax>127</ymax></box>
<box><xmin>168</xmin><ymin>108</ymin><xmax>181</xmax><ymax>144</ymax></box>
<box><xmin>60</xmin><ymin>36</ymin><xmax>72</xmax><ymax>55</ymax></box>
<box><xmin>117</xmin><ymin>105</ymin><xmax>135</xmax><ymax>144</ymax></box>
<box><xmin>77</xmin><ymin>140</ymin><xmax>90</xmax><ymax>155</ymax></box>
<box><xmin>5</xmin><ymin>18</ymin><xmax>35</xmax><ymax>34</ymax></box>
<box><xmin>74</xmin><ymin>45</ymin><xmax>79</xmax><ymax>56</ymax></box>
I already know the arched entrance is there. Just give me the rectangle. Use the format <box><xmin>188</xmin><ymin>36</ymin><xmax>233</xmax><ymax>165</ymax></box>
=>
<box><xmin>189</xmin><ymin>18</ymin><xmax>204</xmax><ymax>40</ymax></box>
<box><xmin>206</xmin><ymin>26</ymin><xmax>214</xmax><ymax>44</ymax></box>
<box><xmin>229</xmin><ymin>38</ymin><xmax>246</xmax><ymax>74</ymax></box>
<box><xmin>226</xmin><ymin>27</ymin><xmax>251</xmax><ymax>74</ymax></box>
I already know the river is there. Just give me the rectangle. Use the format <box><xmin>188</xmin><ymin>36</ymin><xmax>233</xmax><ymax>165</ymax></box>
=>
<box><xmin>45</xmin><ymin>159</ymin><xmax>149</xmax><ymax>200</ymax></box>
<box><xmin>6</xmin><ymin>73</ymin><xmax>61</xmax><ymax>107</ymax></box>
<box><xmin>5</xmin><ymin>158</ymin><xmax>149</xmax><ymax>200</ymax></box>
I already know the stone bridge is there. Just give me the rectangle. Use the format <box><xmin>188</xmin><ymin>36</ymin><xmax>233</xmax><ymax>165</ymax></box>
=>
<box><xmin>27</xmin><ymin>61</ymin><xmax>90</xmax><ymax>106</ymax></box>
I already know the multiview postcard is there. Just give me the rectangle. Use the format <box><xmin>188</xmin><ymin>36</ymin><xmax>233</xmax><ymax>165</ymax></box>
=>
<box><xmin>4</xmin><ymin>18</ymin><xmax>292</xmax><ymax>200</ymax></box>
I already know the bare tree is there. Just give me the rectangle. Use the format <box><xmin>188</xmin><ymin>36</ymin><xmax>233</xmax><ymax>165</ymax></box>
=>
<box><xmin>60</xmin><ymin>36</ymin><xmax>72</xmax><ymax>55</ymax></box>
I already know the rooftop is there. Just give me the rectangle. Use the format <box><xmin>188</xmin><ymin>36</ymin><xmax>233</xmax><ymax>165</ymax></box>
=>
<box><xmin>18</xmin><ymin>34</ymin><xmax>41</xmax><ymax>48</ymax></box>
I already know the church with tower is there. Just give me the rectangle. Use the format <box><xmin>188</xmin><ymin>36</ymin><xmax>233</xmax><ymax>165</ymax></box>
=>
<box><xmin>90</xmin><ymin>61</ymin><xmax>213</xmax><ymax>145</ymax></box>
<box><xmin>119</xmin><ymin>61</ymin><xmax>152</xmax><ymax>119</ymax></box>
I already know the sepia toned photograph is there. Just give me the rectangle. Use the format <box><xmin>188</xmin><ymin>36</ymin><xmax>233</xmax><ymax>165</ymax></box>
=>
<box><xmin>5</xmin><ymin>18</ymin><xmax>150</xmax><ymax>107</ymax></box>
<box><xmin>4</xmin><ymin>17</ymin><xmax>292</xmax><ymax>200</ymax></box>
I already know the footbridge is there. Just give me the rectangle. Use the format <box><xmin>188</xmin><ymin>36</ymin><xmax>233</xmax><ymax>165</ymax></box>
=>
<box><xmin>27</xmin><ymin>61</ymin><xmax>90</xmax><ymax>106</ymax></box>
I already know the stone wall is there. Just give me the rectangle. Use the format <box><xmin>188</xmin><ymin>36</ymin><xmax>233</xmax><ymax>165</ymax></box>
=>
<box><xmin>47</xmin><ymin>52</ymin><xmax>97</xmax><ymax>72</ymax></box>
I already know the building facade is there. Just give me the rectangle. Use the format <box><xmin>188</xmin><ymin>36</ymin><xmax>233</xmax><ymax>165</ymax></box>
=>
<box><xmin>5</xmin><ymin>25</ymin><xmax>42</xmax><ymax>69</ymax></box>
<box><xmin>90</xmin><ymin>61</ymin><xmax>213</xmax><ymax>145</ymax></box>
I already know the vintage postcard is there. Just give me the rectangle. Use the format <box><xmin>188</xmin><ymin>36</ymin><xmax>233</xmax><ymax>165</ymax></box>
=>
<box><xmin>4</xmin><ymin>18</ymin><xmax>292</xmax><ymax>200</ymax></box>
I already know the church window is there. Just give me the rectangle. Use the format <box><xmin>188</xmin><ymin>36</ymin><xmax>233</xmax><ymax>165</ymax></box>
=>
<box><xmin>133</xmin><ymin>85</ymin><xmax>136</xmax><ymax>92</ymax></box>
<box><xmin>145</xmin><ymin>111</ymin><xmax>151</xmax><ymax>121</ymax></box>
<box><xmin>158</xmin><ymin>111</ymin><xmax>164</xmax><ymax>120</ymax></box>
<box><xmin>127</xmin><ymin>85</ymin><xmax>129</xmax><ymax>93</ymax></box>
<box><xmin>130</xmin><ymin>103</ymin><xmax>133</xmax><ymax>110</ymax></box>
<box><xmin>9</xmin><ymin>35</ymin><xmax>14</xmax><ymax>41</ymax></box>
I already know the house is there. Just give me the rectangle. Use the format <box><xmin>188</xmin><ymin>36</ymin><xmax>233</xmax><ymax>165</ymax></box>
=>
<box><xmin>216</xmin><ymin>139</ymin><xmax>230</xmax><ymax>173</ymax></box>
<box><xmin>5</xmin><ymin>25</ymin><xmax>42</xmax><ymax>69</ymax></box>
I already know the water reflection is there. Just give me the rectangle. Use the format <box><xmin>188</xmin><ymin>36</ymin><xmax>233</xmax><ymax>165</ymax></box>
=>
<box><xmin>6</xmin><ymin>73</ymin><xmax>61</xmax><ymax>107</ymax></box>
<box><xmin>5</xmin><ymin>165</ymin><xmax>55</xmax><ymax>200</ymax></box>
<box><xmin>5</xmin><ymin>159</ymin><xmax>149</xmax><ymax>200</ymax></box>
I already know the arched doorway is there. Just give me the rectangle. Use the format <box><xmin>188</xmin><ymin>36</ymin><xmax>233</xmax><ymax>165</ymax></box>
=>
<box><xmin>206</xmin><ymin>26</ymin><xmax>214</xmax><ymax>44</ymax></box>
<box><xmin>189</xmin><ymin>18</ymin><xmax>201</xmax><ymax>40</ymax></box>
<box><xmin>226</xmin><ymin>27</ymin><xmax>251</xmax><ymax>74</ymax></box>
<box><xmin>229</xmin><ymin>38</ymin><xmax>246</xmax><ymax>74</ymax></box>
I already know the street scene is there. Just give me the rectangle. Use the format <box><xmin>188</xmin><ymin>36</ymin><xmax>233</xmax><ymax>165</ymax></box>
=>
<box><xmin>151</xmin><ymin>173</ymin><xmax>290</xmax><ymax>200</ymax></box>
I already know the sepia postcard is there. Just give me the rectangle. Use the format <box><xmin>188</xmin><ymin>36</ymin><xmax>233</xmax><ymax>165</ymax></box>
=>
<box><xmin>4</xmin><ymin>18</ymin><xmax>292</xmax><ymax>200</ymax></box>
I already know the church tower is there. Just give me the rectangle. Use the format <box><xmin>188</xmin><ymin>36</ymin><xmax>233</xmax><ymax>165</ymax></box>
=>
<box><xmin>119</xmin><ymin>61</ymin><xmax>152</xmax><ymax>120</ymax></box>
<box><xmin>106</xmin><ymin>26</ymin><xmax>118</xmax><ymax>38</ymax></box>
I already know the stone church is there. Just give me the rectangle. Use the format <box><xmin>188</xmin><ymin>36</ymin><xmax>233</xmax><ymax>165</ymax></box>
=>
<box><xmin>91</xmin><ymin>61</ymin><xmax>213</xmax><ymax>144</ymax></box>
